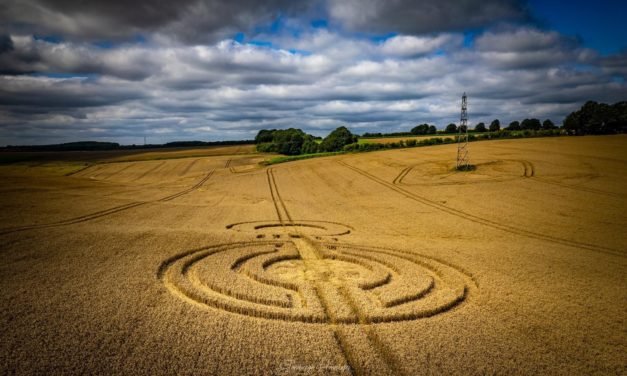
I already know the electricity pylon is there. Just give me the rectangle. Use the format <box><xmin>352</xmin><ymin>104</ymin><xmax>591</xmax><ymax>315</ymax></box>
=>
<box><xmin>456</xmin><ymin>93</ymin><xmax>470</xmax><ymax>170</ymax></box>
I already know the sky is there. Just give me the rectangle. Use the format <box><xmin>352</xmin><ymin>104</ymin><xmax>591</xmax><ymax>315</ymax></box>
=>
<box><xmin>0</xmin><ymin>0</ymin><xmax>626</xmax><ymax>145</ymax></box>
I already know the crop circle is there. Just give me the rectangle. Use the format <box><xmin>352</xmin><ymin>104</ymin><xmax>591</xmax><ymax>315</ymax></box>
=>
<box><xmin>159</xmin><ymin>241</ymin><xmax>475</xmax><ymax>324</ymax></box>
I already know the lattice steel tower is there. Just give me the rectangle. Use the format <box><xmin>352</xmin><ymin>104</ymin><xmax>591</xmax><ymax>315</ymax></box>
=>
<box><xmin>456</xmin><ymin>92</ymin><xmax>470</xmax><ymax>170</ymax></box>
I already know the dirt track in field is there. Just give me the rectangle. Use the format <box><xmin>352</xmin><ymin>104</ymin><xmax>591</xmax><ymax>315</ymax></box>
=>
<box><xmin>1</xmin><ymin>137</ymin><xmax>626</xmax><ymax>375</ymax></box>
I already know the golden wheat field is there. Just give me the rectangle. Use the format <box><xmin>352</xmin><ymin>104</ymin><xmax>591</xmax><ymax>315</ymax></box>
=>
<box><xmin>1</xmin><ymin>136</ymin><xmax>626</xmax><ymax>375</ymax></box>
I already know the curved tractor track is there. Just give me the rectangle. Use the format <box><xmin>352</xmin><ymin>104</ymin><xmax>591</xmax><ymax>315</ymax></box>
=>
<box><xmin>0</xmin><ymin>169</ymin><xmax>215</xmax><ymax>236</ymax></box>
<box><xmin>158</xmin><ymin>169</ymin><xmax>215</xmax><ymax>202</ymax></box>
<box><xmin>339</xmin><ymin>160</ymin><xmax>623</xmax><ymax>257</ymax></box>
<box><xmin>391</xmin><ymin>160</ymin><xmax>535</xmax><ymax>186</ymax></box>
<box><xmin>396</xmin><ymin>158</ymin><xmax>622</xmax><ymax>198</ymax></box>
<box><xmin>392</xmin><ymin>159</ymin><xmax>535</xmax><ymax>187</ymax></box>
<box><xmin>489</xmin><ymin>144</ymin><xmax>625</xmax><ymax>198</ymax></box>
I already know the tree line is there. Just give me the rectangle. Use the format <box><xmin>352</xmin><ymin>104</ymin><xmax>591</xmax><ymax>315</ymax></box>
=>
<box><xmin>367</xmin><ymin>118</ymin><xmax>558</xmax><ymax>136</ymax></box>
<box><xmin>563</xmin><ymin>101</ymin><xmax>627</xmax><ymax>135</ymax></box>
<box><xmin>256</xmin><ymin>100</ymin><xmax>626</xmax><ymax>156</ymax></box>
<box><xmin>255</xmin><ymin>127</ymin><xmax>358</xmax><ymax>155</ymax></box>
<box><xmin>489</xmin><ymin>101</ymin><xmax>626</xmax><ymax>134</ymax></box>
<box><xmin>362</xmin><ymin>101</ymin><xmax>626</xmax><ymax>137</ymax></box>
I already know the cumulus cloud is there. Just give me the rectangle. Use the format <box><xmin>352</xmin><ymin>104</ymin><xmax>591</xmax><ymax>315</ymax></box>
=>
<box><xmin>475</xmin><ymin>28</ymin><xmax>569</xmax><ymax>52</ymax></box>
<box><xmin>379</xmin><ymin>34</ymin><xmax>463</xmax><ymax>57</ymax></box>
<box><xmin>473</xmin><ymin>28</ymin><xmax>597</xmax><ymax>69</ymax></box>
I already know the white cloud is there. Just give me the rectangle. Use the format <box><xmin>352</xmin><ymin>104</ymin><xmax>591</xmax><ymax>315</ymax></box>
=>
<box><xmin>0</xmin><ymin>26</ymin><xmax>625</xmax><ymax>145</ymax></box>
<box><xmin>380</xmin><ymin>34</ymin><xmax>462</xmax><ymax>57</ymax></box>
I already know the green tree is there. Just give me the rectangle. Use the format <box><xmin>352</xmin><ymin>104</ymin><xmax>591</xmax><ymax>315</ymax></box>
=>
<box><xmin>542</xmin><ymin>119</ymin><xmax>556</xmax><ymax>130</ymax></box>
<box><xmin>428</xmin><ymin>125</ymin><xmax>437</xmax><ymax>134</ymax></box>
<box><xmin>411</xmin><ymin>123</ymin><xmax>430</xmax><ymax>135</ymax></box>
<box><xmin>474</xmin><ymin>122</ymin><xmax>487</xmax><ymax>132</ymax></box>
<box><xmin>301</xmin><ymin>135</ymin><xmax>319</xmax><ymax>154</ymax></box>
<box><xmin>320</xmin><ymin>126</ymin><xmax>358</xmax><ymax>152</ymax></box>
<box><xmin>563</xmin><ymin>111</ymin><xmax>580</xmax><ymax>134</ymax></box>
<box><xmin>563</xmin><ymin>100</ymin><xmax>627</xmax><ymax>135</ymax></box>
<box><xmin>520</xmin><ymin>118</ymin><xmax>541</xmax><ymax>130</ymax></box>
<box><xmin>610</xmin><ymin>102</ymin><xmax>627</xmax><ymax>133</ymax></box>
<box><xmin>489</xmin><ymin>119</ymin><xmax>500</xmax><ymax>132</ymax></box>
<box><xmin>506</xmin><ymin>121</ymin><xmax>521</xmax><ymax>130</ymax></box>
<box><xmin>272</xmin><ymin>128</ymin><xmax>307</xmax><ymax>155</ymax></box>
<box><xmin>254</xmin><ymin>129</ymin><xmax>275</xmax><ymax>143</ymax></box>
<box><xmin>445</xmin><ymin>123</ymin><xmax>457</xmax><ymax>133</ymax></box>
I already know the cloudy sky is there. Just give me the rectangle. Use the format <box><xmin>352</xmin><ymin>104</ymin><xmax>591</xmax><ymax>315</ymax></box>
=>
<box><xmin>0</xmin><ymin>0</ymin><xmax>626</xmax><ymax>145</ymax></box>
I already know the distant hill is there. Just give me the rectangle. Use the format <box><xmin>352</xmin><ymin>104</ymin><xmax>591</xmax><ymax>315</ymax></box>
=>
<box><xmin>2</xmin><ymin>140</ymin><xmax>253</xmax><ymax>152</ymax></box>
<box><xmin>2</xmin><ymin>141</ymin><xmax>121</xmax><ymax>152</ymax></box>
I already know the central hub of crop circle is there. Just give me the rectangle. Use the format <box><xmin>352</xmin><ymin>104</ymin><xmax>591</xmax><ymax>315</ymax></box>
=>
<box><xmin>268</xmin><ymin>258</ymin><xmax>370</xmax><ymax>284</ymax></box>
<box><xmin>158</xmin><ymin>240</ymin><xmax>475</xmax><ymax>324</ymax></box>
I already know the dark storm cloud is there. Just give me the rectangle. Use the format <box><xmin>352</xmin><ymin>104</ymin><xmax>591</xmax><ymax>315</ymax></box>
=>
<box><xmin>327</xmin><ymin>0</ymin><xmax>529</xmax><ymax>34</ymax></box>
<box><xmin>599</xmin><ymin>52</ymin><xmax>627</xmax><ymax>78</ymax></box>
<box><xmin>0</xmin><ymin>35</ymin><xmax>13</xmax><ymax>54</ymax></box>
<box><xmin>0</xmin><ymin>75</ymin><xmax>145</xmax><ymax>109</ymax></box>
<box><xmin>471</xmin><ymin>28</ymin><xmax>596</xmax><ymax>69</ymax></box>
<box><xmin>0</xmin><ymin>0</ymin><xmax>311</xmax><ymax>43</ymax></box>
<box><xmin>0</xmin><ymin>0</ymin><xmax>528</xmax><ymax>43</ymax></box>
<box><xmin>0</xmin><ymin>36</ymin><xmax>159</xmax><ymax>80</ymax></box>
